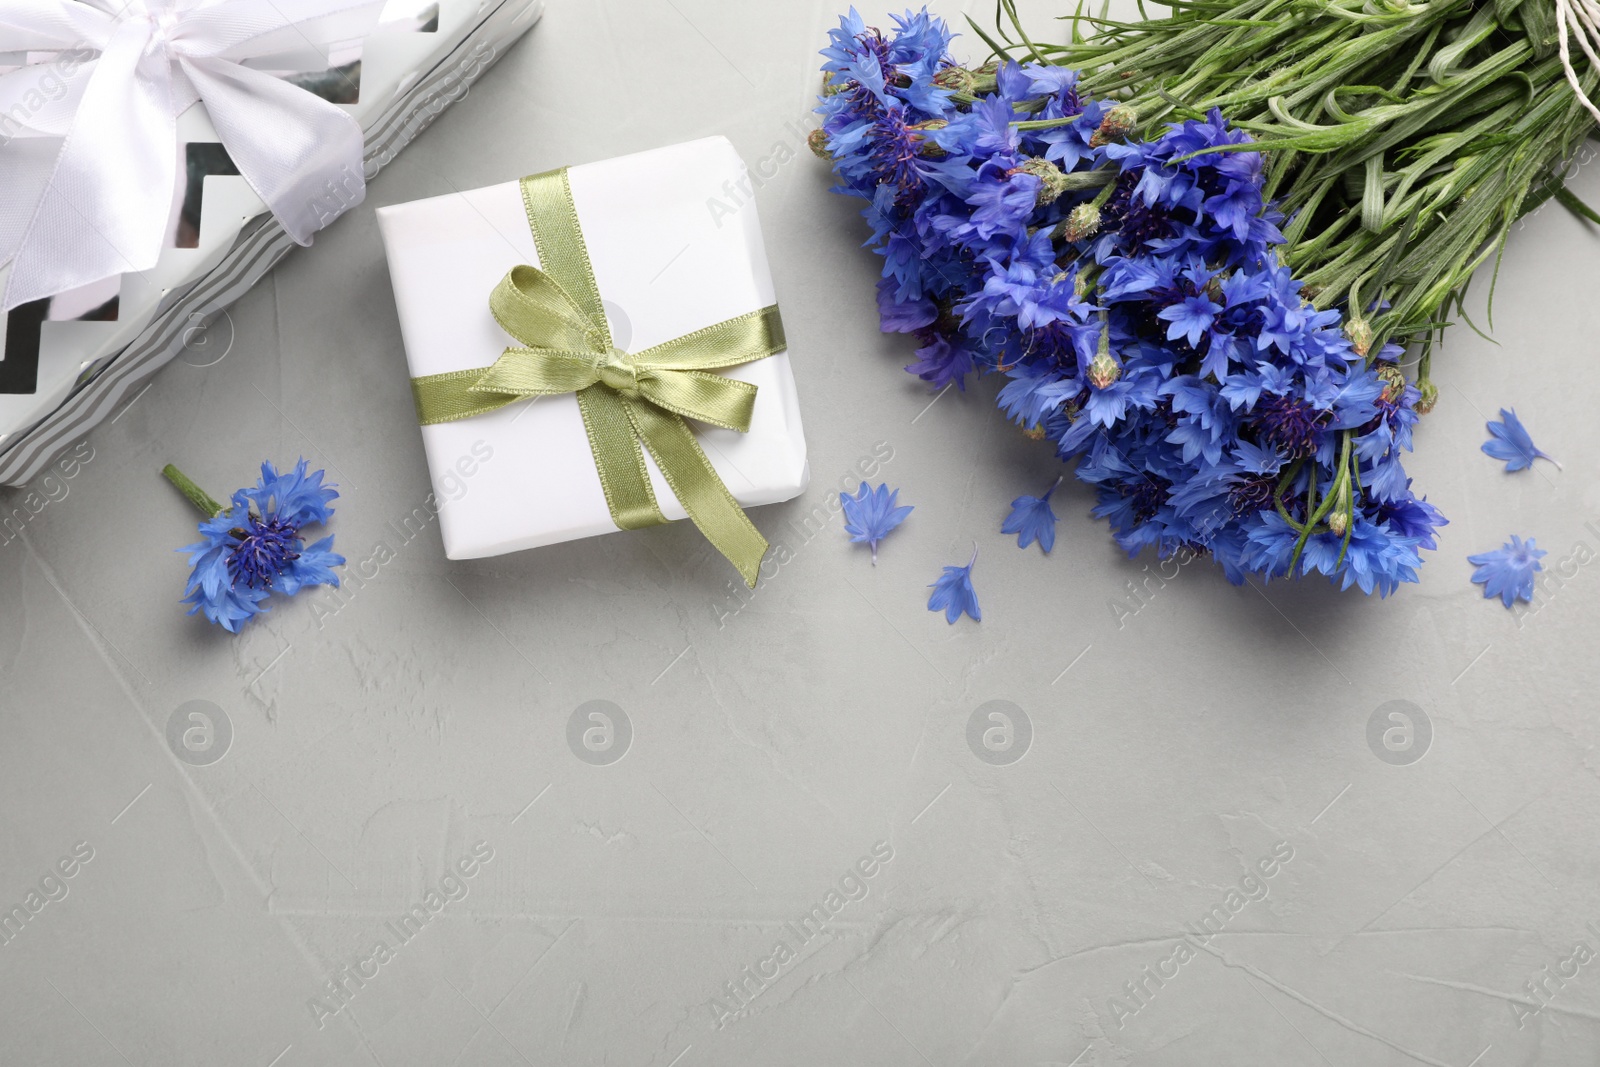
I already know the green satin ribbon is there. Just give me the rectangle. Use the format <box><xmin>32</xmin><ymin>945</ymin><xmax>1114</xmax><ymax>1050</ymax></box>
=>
<box><xmin>409</xmin><ymin>167</ymin><xmax>783</xmax><ymax>586</ymax></box>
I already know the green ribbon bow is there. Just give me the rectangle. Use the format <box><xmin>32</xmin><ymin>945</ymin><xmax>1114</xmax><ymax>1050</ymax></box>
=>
<box><xmin>410</xmin><ymin>168</ymin><xmax>786</xmax><ymax>587</ymax></box>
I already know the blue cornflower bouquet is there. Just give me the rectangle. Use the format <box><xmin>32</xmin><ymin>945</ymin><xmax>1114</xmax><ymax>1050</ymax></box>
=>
<box><xmin>813</xmin><ymin>5</ymin><xmax>1595</xmax><ymax>596</ymax></box>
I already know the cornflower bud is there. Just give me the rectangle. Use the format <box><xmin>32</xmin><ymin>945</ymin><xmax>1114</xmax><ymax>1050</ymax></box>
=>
<box><xmin>1416</xmin><ymin>379</ymin><xmax>1439</xmax><ymax>414</ymax></box>
<box><xmin>807</xmin><ymin>128</ymin><xmax>833</xmax><ymax>161</ymax></box>
<box><xmin>1062</xmin><ymin>202</ymin><xmax>1102</xmax><ymax>241</ymax></box>
<box><xmin>1088</xmin><ymin>352</ymin><xmax>1120</xmax><ymax>389</ymax></box>
<box><xmin>1090</xmin><ymin>104</ymin><xmax>1136</xmax><ymax>147</ymax></box>
<box><xmin>1087</xmin><ymin>328</ymin><xmax>1120</xmax><ymax>389</ymax></box>
<box><xmin>1327</xmin><ymin>477</ymin><xmax>1352</xmax><ymax>537</ymax></box>
<box><xmin>1376</xmin><ymin>362</ymin><xmax>1406</xmax><ymax>402</ymax></box>
<box><xmin>1008</xmin><ymin>157</ymin><xmax>1070</xmax><ymax>206</ymax></box>
<box><xmin>932</xmin><ymin>65</ymin><xmax>977</xmax><ymax>94</ymax></box>
<box><xmin>1344</xmin><ymin>317</ymin><xmax>1373</xmax><ymax>357</ymax></box>
<box><xmin>910</xmin><ymin>118</ymin><xmax>949</xmax><ymax>158</ymax></box>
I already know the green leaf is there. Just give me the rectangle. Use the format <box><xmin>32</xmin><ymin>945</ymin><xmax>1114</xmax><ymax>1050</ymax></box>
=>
<box><xmin>1521</xmin><ymin>0</ymin><xmax>1558</xmax><ymax>56</ymax></box>
<box><xmin>1369</xmin><ymin>205</ymin><xmax>1419</xmax><ymax>300</ymax></box>
<box><xmin>1495</xmin><ymin>0</ymin><xmax>1528</xmax><ymax>27</ymax></box>
<box><xmin>1554</xmin><ymin>183</ymin><xmax>1600</xmax><ymax>225</ymax></box>
<box><xmin>963</xmin><ymin>12</ymin><xmax>1014</xmax><ymax>63</ymax></box>
<box><xmin>1360</xmin><ymin>153</ymin><xmax>1387</xmax><ymax>232</ymax></box>
<box><xmin>1000</xmin><ymin>0</ymin><xmax>1048</xmax><ymax>64</ymax></box>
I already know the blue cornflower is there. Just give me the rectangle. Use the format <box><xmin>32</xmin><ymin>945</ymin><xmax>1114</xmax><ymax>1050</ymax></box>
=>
<box><xmin>167</xmin><ymin>459</ymin><xmax>344</xmax><ymax>632</ymax></box>
<box><xmin>1376</xmin><ymin>491</ymin><xmax>1448</xmax><ymax>551</ymax></box>
<box><xmin>927</xmin><ymin>544</ymin><xmax>981</xmax><ymax>623</ymax></box>
<box><xmin>1482</xmin><ymin>408</ymin><xmax>1560</xmax><ymax>472</ymax></box>
<box><xmin>998</xmin><ymin>366</ymin><xmax>1078</xmax><ymax>430</ymax></box>
<box><xmin>1468</xmin><ymin>535</ymin><xmax>1546</xmax><ymax>607</ymax></box>
<box><xmin>841</xmin><ymin>482</ymin><xmax>913</xmax><ymax>563</ymax></box>
<box><xmin>1157</xmin><ymin>294</ymin><xmax>1221</xmax><ymax>346</ymax></box>
<box><xmin>1021</xmin><ymin>62</ymin><xmax>1079</xmax><ymax>101</ymax></box>
<box><xmin>969</xmin><ymin>95</ymin><xmax>1023</xmax><ymax>157</ymax></box>
<box><xmin>959</xmin><ymin>171</ymin><xmax>1037</xmax><ymax>243</ymax></box>
<box><xmin>876</xmin><ymin>281</ymin><xmax>936</xmax><ymax>332</ymax></box>
<box><xmin>1001</xmin><ymin>476</ymin><xmax>1062</xmax><ymax>552</ymax></box>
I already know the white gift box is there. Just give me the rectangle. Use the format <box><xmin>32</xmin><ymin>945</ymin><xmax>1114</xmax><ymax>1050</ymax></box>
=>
<box><xmin>376</xmin><ymin>136</ymin><xmax>809</xmax><ymax>561</ymax></box>
<box><xmin>0</xmin><ymin>0</ymin><xmax>544</xmax><ymax>486</ymax></box>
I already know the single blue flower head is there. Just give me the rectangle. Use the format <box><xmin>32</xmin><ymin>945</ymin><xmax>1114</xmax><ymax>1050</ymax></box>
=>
<box><xmin>1482</xmin><ymin>408</ymin><xmax>1560</xmax><ymax>472</ymax></box>
<box><xmin>1001</xmin><ymin>475</ymin><xmax>1062</xmax><ymax>552</ymax></box>
<box><xmin>842</xmin><ymin>481</ymin><xmax>913</xmax><ymax>563</ymax></box>
<box><xmin>179</xmin><ymin>459</ymin><xmax>345</xmax><ymax>632</ymax></box>
<box><xmin>927</xmin><ymin>544</ymin><xmax>981</xmax><ymax>623</ymax></box>
<box><xmin>1468</xmin><ymin>534</ymin><xmax>1546</xmax><ymax>608</ymax></box>
<box><xmin>1157</xmin><ymin>293</ymin><xmax>1221</xmax><ymax>347</ymax></box>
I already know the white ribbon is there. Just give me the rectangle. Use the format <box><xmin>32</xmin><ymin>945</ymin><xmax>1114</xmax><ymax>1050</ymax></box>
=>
<box><xmin>1558</xmin><ymin>0</ymin><xmax>1600</xmax><ymax>124</ymax></box>
<box><xmin>0</xmin><ymin>0</ymin><xmax>387</xmax><ymax>312</ymax></box>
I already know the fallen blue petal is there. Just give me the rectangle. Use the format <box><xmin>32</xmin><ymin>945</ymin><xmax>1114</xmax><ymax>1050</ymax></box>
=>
<box><xmin>927</xmin><ymin>545</ymin><xmax>981</xmax><ymax>623</ymax></box>
<box><xmin>842</xmin><ymin>482</ymin><xmax>914</xmax><ymax>564</ymax></box>
<box><xmin>1468</xmin><ymin>534</ymin><xmax>1545</xmax><ymax>608</ymax></box>
<box><xmin>1482</xmin><ymin>408</ymin><xmax>1560</xmax><ymax>473</ymax></box>
<box><xmin>1001</xmin><ymin>475</ymin><xmax>1062</xmax><ymax>552</ymax></box>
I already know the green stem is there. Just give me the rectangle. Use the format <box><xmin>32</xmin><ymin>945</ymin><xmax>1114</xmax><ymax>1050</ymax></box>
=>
<box><xmin>1057</xmin><ymin>168</ymin><xmax>1119</xmax><ymax>192</ymax></box>
<box><xmin>1334</xmin><ymin>482</ymin><xmax>1356</xmax><ymax>568</ymax></box>
<box><xmin>1286</xmin><ymin>430</ymin><xmax>1352</xmax><ymax>574</ymax></box>
<box><xmin>1272</xmin><ymin>457</ymin><xmax>1307</xmax><ymax>530</ymax></box>
<box><xmin>1011</xmin><ymin>114</ymin><xmax>1081</xmax><ymax>131</ymax></box>
<box><xmin>1089</xmin><ymin>174</ymin><xmax>1120</xmax><ymax>209</ymax></box>
<box><xmin>162</xmin><ymin>464</ymin><xmax>225</xmax><ymax>518</ymax></box>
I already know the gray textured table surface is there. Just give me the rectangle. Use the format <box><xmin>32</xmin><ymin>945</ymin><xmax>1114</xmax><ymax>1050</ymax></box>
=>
<box><xmin>4</xmin><ymin>2</ymin><xmax>1600</xmax><ymax>1065</ymax></box>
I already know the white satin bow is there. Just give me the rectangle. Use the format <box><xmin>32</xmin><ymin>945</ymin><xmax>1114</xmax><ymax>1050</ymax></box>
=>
<box><xmin>0</xmin><ymin>0</ymin><xmax>387</xmax><ymax>312</ymax></box>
